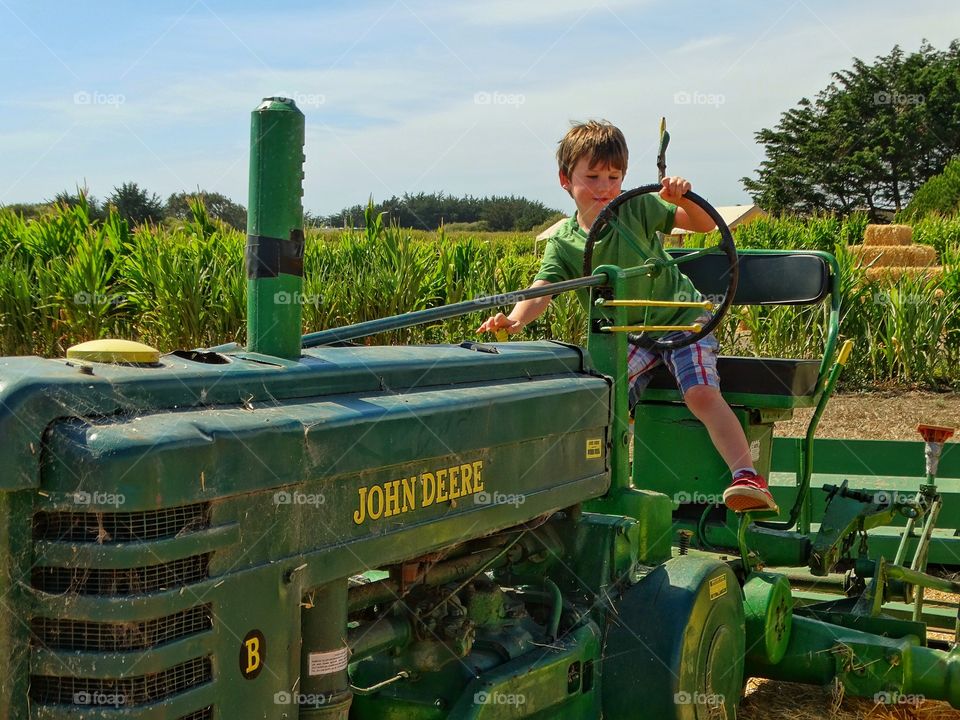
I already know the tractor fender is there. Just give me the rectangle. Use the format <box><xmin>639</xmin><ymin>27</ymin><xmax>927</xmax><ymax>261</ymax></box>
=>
<box><xmin>601</xmin><ymin>556</ymin><xmax>745</xmax><ymax>720</ymax></box>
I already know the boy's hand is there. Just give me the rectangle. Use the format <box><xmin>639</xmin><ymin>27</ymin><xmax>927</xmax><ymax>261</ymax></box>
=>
<box><xmin>477</xmin><ymin>313</ymin><xmax>524</xmax><ymax>335</ymax></box>
<box><xmin>660</xmin><ymin>176</ymin><xmax>691</xmax><ymax>204</ymax></box>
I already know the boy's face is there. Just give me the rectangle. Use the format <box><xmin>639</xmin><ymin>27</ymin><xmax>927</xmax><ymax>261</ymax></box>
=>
<box><xmin>560</xmin><ymin>156</ymin><xmax>625</xmax><ymax>230</ymax></box>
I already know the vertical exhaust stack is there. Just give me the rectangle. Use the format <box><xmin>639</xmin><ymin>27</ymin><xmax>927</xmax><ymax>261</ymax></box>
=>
<box><xmin>246</xmin><ymin>97</ymin><xmax>306</xmax><ymax>359</ymax></box>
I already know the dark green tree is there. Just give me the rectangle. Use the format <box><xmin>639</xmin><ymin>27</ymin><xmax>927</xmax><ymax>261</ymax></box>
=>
<box><xmin>165</xmin><ymin>191</ymin><xmax>247</xmax><ymax>230</ymax></box>
<box><xmin>107</xmin><ymin>182</ymin><xmax>164</xmax><ymax>226</ymax></box>
<box><xmin>743</xmin><ymin>40</ymin><xmax>960</xmax><ymax>218</ymax></box>
<box><xmin>49</xmin><ymin>185</ymin><xmax>105</xmax><ymax>221</ymax></box>
<box><xmin>899</xmin><ymin>155</ymin><xmax>960</xmax><ymax>220</ymax></box>
<box><xmin>323</xmin><ymin>193</ymin><xmax>557</xmax><ymax>231</ymax></box>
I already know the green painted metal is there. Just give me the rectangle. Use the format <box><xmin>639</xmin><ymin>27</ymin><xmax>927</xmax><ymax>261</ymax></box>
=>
<box><xmin>749</xmin><ymin>614</ymin><xmax>960</xmax><ymax>707</ymax></box>
<box><xmin>601</xmin><ymin>556</ymin><xmax>745</xmax><ymax>720</ymax></box>
<box><xmin>247</xmin><ymin>97</ymin><xmax>305</xmax><ymax>359</ymax></box>
<box><xmin>742</xmin><ymin>572</ymin><xmax>793</xmax><ymax>666</ymax></box>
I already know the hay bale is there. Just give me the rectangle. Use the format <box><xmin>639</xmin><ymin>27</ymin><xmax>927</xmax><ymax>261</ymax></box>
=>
<box><xmin>864</xmin><ymin>224</ymin><xmax>913</xmax><ymax>246</ymax></box>
<box><xmin>866</xmin><ymin>265</ymin><xmax>943</xmax><ymax>282</ymax></box>
<box><xmin>852</xmin><ymin>245</ymin><xmax>938</xmax><ymax>267</ymax></box>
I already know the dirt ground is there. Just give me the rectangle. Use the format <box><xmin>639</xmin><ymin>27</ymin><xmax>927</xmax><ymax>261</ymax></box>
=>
<box><xmin>774</xmin><ymin>391</ymin><xmax>959</xmax><ymax>440</ymax></box>
<box><xmin>742</xmin><ymin>392</ymin><xmax>960</xmax><ymax>719</ymax></box>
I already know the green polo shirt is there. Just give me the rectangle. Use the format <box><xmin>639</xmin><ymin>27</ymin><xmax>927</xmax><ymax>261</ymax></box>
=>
<box><xmin>535</xmin><ymin>194</ymin><xmax>703</xmax><ymax>328</ymax></box>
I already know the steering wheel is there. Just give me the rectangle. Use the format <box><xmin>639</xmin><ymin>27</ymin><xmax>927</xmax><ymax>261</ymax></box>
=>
<box><xmin>582</xmin><ymin>184</ymin><xmax>738</xmax><ymax>351</ymax></box>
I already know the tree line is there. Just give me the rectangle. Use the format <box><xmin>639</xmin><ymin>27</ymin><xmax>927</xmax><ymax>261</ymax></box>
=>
<box><xmin>6</xmin><ymin>183</ymin><xmax>248</xmax><ymax>230</ymax></box>
<box><xmin>6</xmin><ymin>185</ymin><xmax>562</xmax><ymax>233</ymax></box>
<box><xmin>320</xmin><ymin>192</ymin><xmax>561</xmax><ymax>231</ymax></box>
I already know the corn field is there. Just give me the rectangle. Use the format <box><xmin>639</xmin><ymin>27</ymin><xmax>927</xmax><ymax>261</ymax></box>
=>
<box><xmin>1</xmin><ymin>200</ymin><xmax>958</xmax><ymax>389</ymax></box>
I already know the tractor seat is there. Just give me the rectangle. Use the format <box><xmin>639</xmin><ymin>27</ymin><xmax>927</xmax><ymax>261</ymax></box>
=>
<box><xmin>642</xmin><ymin>356</ymin><xmax>822</xmax><ymax>409</ymax></box>
<box><xmin>635</xmin><ymin>250</ymin><xmax>832</xmax><ymax>410</ymax></box>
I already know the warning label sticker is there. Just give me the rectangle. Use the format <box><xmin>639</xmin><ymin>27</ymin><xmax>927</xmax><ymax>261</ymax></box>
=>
<box><xmin>308</xmin><ymin>646</ymin><xmax>350</xmax><ymax>677</ymax></box>
<box><xmin>708</xmin><ymin>575</ymin><xmax>728</xmax><ymax>601</ymax></box>
<box><xmin>586</xmin><ymin>438</ymin><xmax>603</xmax><ymax>459</ymax></box>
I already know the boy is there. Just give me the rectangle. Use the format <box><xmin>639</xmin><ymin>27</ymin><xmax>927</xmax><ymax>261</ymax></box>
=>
<box><xmin>477</xmin><ymin>120</ymin><xmax>776</xmax><ymax>513</ymax></box>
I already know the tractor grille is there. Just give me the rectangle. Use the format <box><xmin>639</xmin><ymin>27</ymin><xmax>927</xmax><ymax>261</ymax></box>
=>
<box><xmin>32</xmin><ymin>605</ymin><xmax>213</xmax><ymax>651</ymax></box>
<box><xmin>34</xmin><ymin>503</ymin><xmax>210</xmax><ymax>543</ymax></box>
<box><xmin>30</xmin><ymin>657</ymin><xmax>211</xmax><ymax>706</ymax></box>
<box><xmin>179</xmin><ymin>709</ymin><xmax>213</xmax><ymax>720</ymax></box>
<box><xmin>32</xmin><ymin>554</ymin><xmax>210</xmax><ymax>595</ymax></box>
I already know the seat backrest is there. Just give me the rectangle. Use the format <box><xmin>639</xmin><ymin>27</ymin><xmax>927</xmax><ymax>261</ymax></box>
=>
<box><xmin>668</xmin><ymin>250</ymin><xmax>831</xmax><ymax>306</ymax></box>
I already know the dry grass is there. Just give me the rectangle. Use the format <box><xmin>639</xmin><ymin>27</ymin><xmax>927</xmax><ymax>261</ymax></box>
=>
<box><xmin>865</xmin><ymin>224</ymin><xmax>915</xmax><ymax>246</ymax></box>
<box><xmin>741</xmin><ymin>678</ymin><xmax>960</xmax><ymax>719</ymax></box>
<box><xmin>775</xmin><ymin>391</ymin><xmax>959</xmax><ymax>440</ymax></box>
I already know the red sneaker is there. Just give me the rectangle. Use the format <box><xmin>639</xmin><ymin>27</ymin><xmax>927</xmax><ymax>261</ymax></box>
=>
<box><xmin>723</xmin><ymin>471</ymin><xmax>779</xmax><ymax>513</ymax></box>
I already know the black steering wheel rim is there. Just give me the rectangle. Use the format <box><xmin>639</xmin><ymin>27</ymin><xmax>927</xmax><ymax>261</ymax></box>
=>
<box><xmin>582</xmin><ymin>184</ymin><xmax>738</xmax><ymax>351</ymax></box>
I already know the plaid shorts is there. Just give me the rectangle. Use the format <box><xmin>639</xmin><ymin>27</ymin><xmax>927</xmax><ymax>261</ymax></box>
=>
<box><xmin>627</xmin><ymin>315</ymin><xmax>720</xmax><ymax>397</ymax></box>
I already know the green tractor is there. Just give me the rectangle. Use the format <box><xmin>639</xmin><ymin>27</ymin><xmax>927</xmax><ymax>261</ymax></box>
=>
<box><xmin>2</xmin><ymin>97</ymin><xmax>958</xmax><ymax>719</ymax></box>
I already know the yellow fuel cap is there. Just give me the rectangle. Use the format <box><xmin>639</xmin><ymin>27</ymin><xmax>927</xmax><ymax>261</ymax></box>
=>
<box><xmin>66</xmin><ymin>339</ymin><xmax>161</xmax><ymax>365</ymax></box>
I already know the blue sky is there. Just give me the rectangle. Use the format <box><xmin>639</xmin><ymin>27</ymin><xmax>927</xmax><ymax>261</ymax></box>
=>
<box><xmin>1</xmin><ymin>0</ymin><xmax>958</xmax><ymax>218</ymax></box>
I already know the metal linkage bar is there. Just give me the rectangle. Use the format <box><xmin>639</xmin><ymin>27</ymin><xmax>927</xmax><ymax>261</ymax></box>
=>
<box><xmin>301</xmin><ymin>274</ymin><xmax>606</xmax><ymax>347</ymax></box>
<box><xmin>595</xmin><ymin>298</ymin><xmax>714</xmax><ymax>310</ymax></box>
<box><xmin>601</xmin><ymin>323</ymin><xmax>702</xmax><ymax>333</ymax></box>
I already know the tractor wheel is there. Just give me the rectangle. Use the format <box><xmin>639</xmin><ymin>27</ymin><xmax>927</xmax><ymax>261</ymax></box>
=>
<box><xmin>601</xmin><ymin>556</ymin><xmax>745</xmax><ymax>719</ymax></box>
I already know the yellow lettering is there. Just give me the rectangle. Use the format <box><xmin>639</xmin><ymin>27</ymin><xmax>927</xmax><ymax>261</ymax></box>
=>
<box><xmin>473</xmin><ymin>461</ymin><xmax>484</xmax><ymax>493</ymax></box>
<box><xmin>421</xmin><ymin>472</ymin><xmax>436</xmax><ymax>507</ymax></box>
<box><xmin>384</xmin><ymin>480</ymin><xmax>401</xmax><ymax>518</ymax></box>
<box><xmin>402</xmin><ymin>476</ymin><xmax>416</xmax><ymax>512</ymax></box>
<box><xmin>460</xmin><ymin>463</ymin><xmax>473</xmax><ymax>495</ymax></box>
<box><xmin>353</xmin><ymin>486</ymin><xmax>368</xmax><ymax>524</ymax></box>
<box><xmin>437</xmin><ymin>469</ymin><xmax>448</xmax><ymax>503</ymax></box>
<box><xmin>449</xmin><ymin>465</ymin><xmax>460</xmax><ymax>499</ymax></box>
<box><xmin>244</xmin><ymin>637</ymin><xmax>261</xmax><ymax>674</ymax></box>
<box><xmin>367</xmin><ymin>485</ymin><xmax>384</xmax><ymax>520</ymax></box>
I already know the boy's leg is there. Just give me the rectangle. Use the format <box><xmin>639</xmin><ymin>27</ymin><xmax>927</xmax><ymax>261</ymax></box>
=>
<box><xmin>626</xmin><ymin>343</ymin><xmax>662</xmax><ymax>410</ymax></box>
<box><xmin>663</xmin><ymin>332</ymin><xmax>778</xmax><ymax>512</ymax></box>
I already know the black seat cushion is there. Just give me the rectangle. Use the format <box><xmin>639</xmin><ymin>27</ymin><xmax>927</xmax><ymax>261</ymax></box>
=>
<box><xmin>668</xmin><ymin>251</ymin><xmax>831</xmax><ymax>306</ymax></box>
<box><xmin>645</xmin><ymin>356</ymin><xmax>821</xmax><ymax>398</ymax></box>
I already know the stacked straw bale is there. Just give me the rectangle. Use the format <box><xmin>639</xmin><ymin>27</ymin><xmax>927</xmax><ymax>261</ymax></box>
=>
<box><xmin>853</xmin><ymin>224</ymin><xmax>943</xmax><ymax>282</ymax></box>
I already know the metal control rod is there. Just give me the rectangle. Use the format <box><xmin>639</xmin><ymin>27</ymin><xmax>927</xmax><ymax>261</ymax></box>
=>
<box><xmin>302</xmin><ymin>274</ymin><xmax>606</xmax><ymax>347</ymax></box>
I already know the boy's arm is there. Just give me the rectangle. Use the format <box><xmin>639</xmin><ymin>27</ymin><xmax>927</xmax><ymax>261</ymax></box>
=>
<box><xmin>660</xmin><ymin>177</ymin><xmax>716</xmax><ymax>233</ymax></box>
<box><xmin>477</xmin><ymin>280</ymin><xmax>553</xmax><ymax>335</ymax></box>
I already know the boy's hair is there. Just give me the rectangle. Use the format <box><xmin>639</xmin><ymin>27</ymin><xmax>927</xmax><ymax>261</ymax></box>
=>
<box><xmin>556</xmin><ymin>120</ymin><xmax>628</xmax><ymax>177</ymax></box>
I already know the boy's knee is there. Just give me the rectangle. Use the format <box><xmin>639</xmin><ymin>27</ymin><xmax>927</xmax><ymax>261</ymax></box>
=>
<box><xmin>683</xmin><ymin>384</ymin><xmax>721</xmax><ymax>413</ymax></box>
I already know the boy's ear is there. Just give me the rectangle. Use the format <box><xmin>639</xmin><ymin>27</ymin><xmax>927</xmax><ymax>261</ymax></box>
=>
<box><xmin>559</xmin><ymin>169</ymin><xmax>572</xmax><ymax>193</ymax></box>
